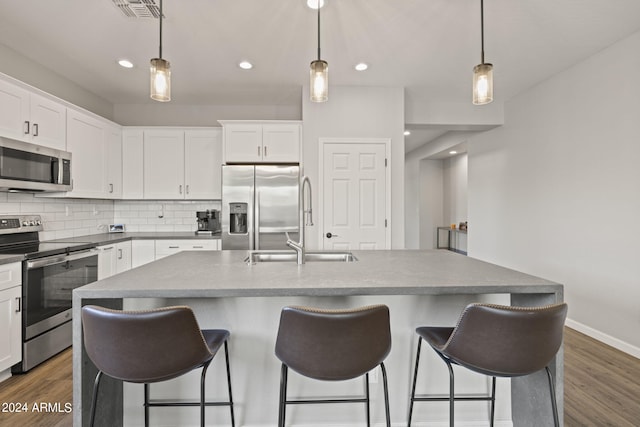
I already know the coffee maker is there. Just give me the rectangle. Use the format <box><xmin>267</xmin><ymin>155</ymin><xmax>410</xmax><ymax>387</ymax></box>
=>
<box><xmin>196</xmin><ymin>210</ymin><xmax>221</xmax><ymax>235</ymax></box>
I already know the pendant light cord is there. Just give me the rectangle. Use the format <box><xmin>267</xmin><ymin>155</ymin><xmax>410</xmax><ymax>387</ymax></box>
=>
<box><xmin>480</xmin><ymin>0</ymin><xmax>485</xmax><ymax>64</ymax></box>
<box><xmin>159</xmin><ymin>0</ymin><xmax>163</xmax><ymax>59</ymax></box>
<box><xmin>317</xmin><ymin>3</ymin><xmax>321</xmax><ymax>61</ymax></box>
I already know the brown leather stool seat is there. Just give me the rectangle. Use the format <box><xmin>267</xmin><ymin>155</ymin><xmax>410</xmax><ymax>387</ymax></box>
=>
<box><xmin>81</xmin><ymin>305</ymin><xmax>235</xmax><ymax>427</ymax></box>
<box><xmin>275</xmin><ymin>305</ymin><xmax>392</xmax><ymax>427</ymax></box>
<box><xmin>408</xmin><ymin>302</ymin><xmax>568</xmax><ymax>427</ymax></box>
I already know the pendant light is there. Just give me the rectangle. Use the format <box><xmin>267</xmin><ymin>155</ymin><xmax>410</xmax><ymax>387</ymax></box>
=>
<box><xmin>150</xmin><ymin>0</ymin><xmax>171</xmax><ymax>102</ymax></box>
<box><xmin>472</xmin><ymin>0</ymin><xmax>493</xmax><ymax>105</ymax></box>
<box><xmin>310</xmin><ymin>0</ymin><xmax>328</xmax><ymax>102</ymax></box>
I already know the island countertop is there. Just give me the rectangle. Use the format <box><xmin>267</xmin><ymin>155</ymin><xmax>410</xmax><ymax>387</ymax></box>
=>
<box><xmin>73</xmin><ymin>249</ymin><xmax>562</xmax><ymax>299</ymax></box>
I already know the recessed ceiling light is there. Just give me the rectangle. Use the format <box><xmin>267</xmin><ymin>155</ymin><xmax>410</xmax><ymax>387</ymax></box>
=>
<box><xmin>307</xmin><ymin>0</ymin><xmax>325</xmax><ymax>9</ymax></box>
<box><xmin>354</xmin><ymin>63</ymin><xmax>368</xmax><ymax>71</ymax></box>
<box><xmin>404</xmin><ymin>130</ymin><xmax>411</xmax><ymax>136</ymax></box>
<box><xmin>118</xmin><ymin>59</ymin><xmax>134</xmax><ymax>68</ymax></box>
<box><xmin>449</xmin><ymin>150</ymin><xmax>458</xmax><ymax>155</ymax></box>
<box><xmin>238</xmin><ymin>61</ymin><xmax>253</xmax><ymax>70</ymax></box>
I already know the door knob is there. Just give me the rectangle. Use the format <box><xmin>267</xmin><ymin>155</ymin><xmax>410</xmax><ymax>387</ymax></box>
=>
<box><xmin>326</xmin><ymin>232</ymin><xmax>339</xmax><ymax>238</ymax></box>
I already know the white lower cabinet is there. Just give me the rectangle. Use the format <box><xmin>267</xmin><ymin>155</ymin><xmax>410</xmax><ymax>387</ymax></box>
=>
<box><xmin>97</xmin><ymin>241</ymin><xmax>132</xmax><ymax>280</ymax></box>
<box><xmin>155</xmin><ymin>239</ymin><xmax>219</xmax><ymax>260</ymax></box>
<box><xmin>132</xmin><ymin>240</ymin><xmax>156</xmax><ymax>268</ymax></box>
<box><xmin>0</xmin><ymin>262</ymin><xmax>22</xmax><ymax>376</ymax></box>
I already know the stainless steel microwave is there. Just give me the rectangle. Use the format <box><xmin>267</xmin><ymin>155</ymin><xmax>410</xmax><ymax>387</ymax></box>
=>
<box><xmin>0</xmin><ymin>137</ymin><xmax>72</xmax><ymax>192</ymax></box>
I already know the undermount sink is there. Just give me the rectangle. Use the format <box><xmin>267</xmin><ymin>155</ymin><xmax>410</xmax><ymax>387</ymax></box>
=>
<box><xmin>245</xmin><ymin>250</ymin><xmax>358</xmax><ymax>264</ymax></box>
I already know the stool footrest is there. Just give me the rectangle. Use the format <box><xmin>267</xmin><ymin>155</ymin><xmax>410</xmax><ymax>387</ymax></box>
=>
<box><xmin>286</xmin><ymin>396</ymin><xmax>368</xmax><ymax>405</ymax></box>
<box><xmin>146</xmin><ymin>399</ymin><xmax>233</xmax><ymax>407</ymax></box>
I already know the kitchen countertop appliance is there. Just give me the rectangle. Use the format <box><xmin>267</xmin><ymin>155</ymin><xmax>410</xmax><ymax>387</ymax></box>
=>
<box><xmin>222</xmin><ymin>165</ymin><xmax>299</xmax><ymax>250</ymax></box>
<box><xmin>0</xmin><ymin>215</ymin><xmax>98</xmax><ymax>373</ymax></box>
<box><xmin>196</xmin><ymin>209</ymin><xmax>220</xmax><ymax>235</ymax></box>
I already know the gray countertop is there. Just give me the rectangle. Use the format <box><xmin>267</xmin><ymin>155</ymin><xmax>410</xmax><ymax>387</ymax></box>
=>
<box><xmin>73</xmin><ymin>249</ymin><xmax>562</xmax><ymax>299</ymax></box>
<box><xmin>0</xmin><ymin>232</ymin><xmax>221</xmax><ymax>266</ymax></box>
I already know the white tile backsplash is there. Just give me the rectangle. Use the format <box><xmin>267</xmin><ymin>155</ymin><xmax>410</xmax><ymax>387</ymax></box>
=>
<box><xmin>0</xmin><ymin>191</ymin><xmax>221</xmax><ymax>239</ymax></box>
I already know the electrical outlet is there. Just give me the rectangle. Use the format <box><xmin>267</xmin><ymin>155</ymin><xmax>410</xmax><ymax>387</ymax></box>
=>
<box><xmin>368</xmin><ymin>368</ymin><xmax>378</xmax><ymax>383</ymax></box>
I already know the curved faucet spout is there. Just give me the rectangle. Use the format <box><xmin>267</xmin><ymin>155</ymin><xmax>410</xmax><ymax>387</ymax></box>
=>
<box><xmin>286</xmin><ymin>176</ymin><xmax>313</xmax><ymax>264</ymax></box>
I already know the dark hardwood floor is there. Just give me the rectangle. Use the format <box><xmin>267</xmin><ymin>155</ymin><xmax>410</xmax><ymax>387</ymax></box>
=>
<box><xmin>0</xmin><ymin>327</ymin><xmax>638</xmax><ymax>426</ymax></box>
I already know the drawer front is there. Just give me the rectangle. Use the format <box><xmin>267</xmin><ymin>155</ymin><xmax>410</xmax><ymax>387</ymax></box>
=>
<box><xmin>155</xmin><ymin>239</ymin><xmax>217</xmax><ymax>258</ymax></box>
<box><xmin>0</xmin><ymin>262</ymin><xmax>21</xmax><ymax>292</ymax></box>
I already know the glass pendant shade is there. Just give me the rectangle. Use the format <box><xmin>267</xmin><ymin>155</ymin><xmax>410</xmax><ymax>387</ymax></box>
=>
<box><xmin>310</xmin><ymin>60</ymin><xmax>328</xmax><ymax>103</ymax></box>
<box><xmin>150</xmin><ymin>58</ymin><xmax>171</xmax><ymax>102</ymax></box>
<box><xmin>472</xmin><ymin>63</ymin><xmax>493</xmax><ymax>105</ymax></box>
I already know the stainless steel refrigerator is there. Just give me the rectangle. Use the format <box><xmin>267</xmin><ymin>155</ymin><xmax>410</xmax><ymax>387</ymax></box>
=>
<box><xmin>222</xmin><ymin>165</ymin><xmax>299</xmax><ymax>250</ymax></box>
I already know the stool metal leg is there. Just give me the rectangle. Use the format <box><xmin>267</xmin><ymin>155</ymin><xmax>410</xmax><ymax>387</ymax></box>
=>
<box><xmin>365</xmin><ymin>372</ymin><xmax>371</xmax><ymax>427</ymax></box>
<box><xmin>89</xmin><ymin>370</ymin><xmax>103</xmax><ymax>427</ymax></box>
<box><xmin>381</xmin><ymin>362</ymin><xmax>391</xmax><ymax>427</ymax></box>
<box><xmin>144</xmin><ymin>383</ymin><xmax>150</xmax><ymax>427</ymax></box>
<box><xmin>489</xmin><ymin>376</ymin><xmax>496</xmax><ymax>427</ymax></box>
<box><xmin>278</xmin><ymin>364</ymin><xmax>288</xmax><ymax>427</ymax></box>
<box><xmin>407</xmin><ymin>337</ymin><xmax>423</xmax><ymax>426</ymax></box>
<box><xmin>200</xmin><ymin>360</ymin><xmax>212</xmax><ymax>427</ymax></box>
<box><xmin>444</xmin><ymin>359</ymin><xmax>454</xmax><ymax>427</ymax></box>
<box><xmin>545</xmin><ymin>366</ymin><xmax>560</xmax><ymax>427</ymax></box>
<box><xmin>223</xmin><ymin>340</ymin><xmax>236</xmax><ymax>427</ymax></box>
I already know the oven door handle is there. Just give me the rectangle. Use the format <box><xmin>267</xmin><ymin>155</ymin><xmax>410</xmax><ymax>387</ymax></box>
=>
<box><xmin>26</xmin><ymin>249</ymin><xmax>97</xmax><ymax>269</ymax></box>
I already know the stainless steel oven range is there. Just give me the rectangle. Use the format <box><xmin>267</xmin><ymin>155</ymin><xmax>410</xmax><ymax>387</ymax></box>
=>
<box><xmin>0</xmin><ymin>215</ymin><xmax>98</xmax><ymax>373</ymax></box>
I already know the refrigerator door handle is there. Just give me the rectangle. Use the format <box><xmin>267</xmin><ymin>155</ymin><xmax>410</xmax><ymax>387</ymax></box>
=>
<box><xmin>255</xmin><ymin>189</ymin><xmax>260</xmax><ymax>249</ymax></box>
<box><xmin>249</xmin><ymin>177</ymin><xmax>255</xmax><ymax>250</ymax></box>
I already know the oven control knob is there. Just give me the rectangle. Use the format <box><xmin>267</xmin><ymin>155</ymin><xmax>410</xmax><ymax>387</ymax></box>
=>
<box><xmin>29</xmin><ymin>220</ymin><xmax>35</xmax><ymax>226</ymax></box>
<box><xmin>35</xmin><ymin>220</ymin><xmax>42</xmax><ymax>226</ymax></box>
<box><xmin>22</xmin><ymin>221</ymin><xmax>29</xmax><ymax>226</ymax></box>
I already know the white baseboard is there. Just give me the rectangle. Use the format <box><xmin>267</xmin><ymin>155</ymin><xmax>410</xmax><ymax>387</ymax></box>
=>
<box><xmin>0</xmin><ymin>368</ymin><xmax>11</xmax><ymax>383</ymax></box>
<box><xmin>566</xmin><ymin>318</ymin><xmax>640</xmax><ymax>359</ymax></box>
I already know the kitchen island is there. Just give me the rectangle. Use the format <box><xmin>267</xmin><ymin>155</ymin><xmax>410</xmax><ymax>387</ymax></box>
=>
<box><xmin>72</xmin><ymin>250</ymin><xmax>563</xmax><ymax>427</ymax></box>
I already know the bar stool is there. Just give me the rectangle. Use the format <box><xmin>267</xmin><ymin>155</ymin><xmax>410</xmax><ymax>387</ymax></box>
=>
<box><xmin>407</xmin><ymin>302</ymin><xmax>568</xmax><ymax>427</ymax></box>
<box><xmin>275</xmin><ymin>305</ymin><xmax>392</xmax><ymax>427</ymax></box>
<box><xmin>81</xmin><ymin>305</ymin><xmax>235</xmax><ymax>427</ymax></box>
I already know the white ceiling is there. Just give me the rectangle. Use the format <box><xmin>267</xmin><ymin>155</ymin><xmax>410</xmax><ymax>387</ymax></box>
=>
<box><xmin>1</xmin><ymin>0</ymin><xmax>640</xmax><ymax>152</ymax></box>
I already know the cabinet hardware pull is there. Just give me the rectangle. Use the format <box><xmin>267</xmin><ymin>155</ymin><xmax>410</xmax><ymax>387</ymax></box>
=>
<box><xmin>179</xmin><ymin>185</ymin><xmax>183</xmax><ymax>194</ymax></box>
<box><xmin>264</xmin><ymin>146</ymin><xmax>268</xmax><ymax>157</ymax></box>
<box><xmin>24</xmin><ymin>121</ymin><xmax>30</xmax><ymax>135</ymax></box>
<box><xmin>258</xmin><ymin>146</ymin><xmax>261</xmax><ymax>157</ymax></box>
<box><xmin>193</xmin><ymin>246</ymin><xmax>203</xmax><ymax>249</ymax></box>
<box><xmin>168</xmin><ymin>246</ymin><xmax>179</xmax><ymax>249</ymax></box>
<box><xmin>109</xmin><ymin>183</ymin><xmax>114</xmax><ymax>193</ymax></box>
<box><xmin>186</xmin><ymin>185</ymin><xmax>190</xmax><ymax>194</ymax></box>
<box><xmin>16</xmin><ymin>297</ymin><xmax>21</xmax><ymax>313</ymax></box>
<box><xmin>33</xmin><ymin>123</ymin><xmax>39</xmax><ymax>137</ymax></box>
<box><xmin>118</xmin><ymin>248</ymin><xmax>123</xmax><ymax>259</ymax></box>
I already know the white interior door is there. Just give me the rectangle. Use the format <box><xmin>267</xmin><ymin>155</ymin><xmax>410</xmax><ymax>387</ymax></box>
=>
<box><xmin>322</xmin><ymin>142</ymin><xmax>388</xmax><ymax>250</ymax></box>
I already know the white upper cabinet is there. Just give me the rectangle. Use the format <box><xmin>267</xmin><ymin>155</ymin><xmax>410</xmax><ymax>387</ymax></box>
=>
<box><xmin>0</xmin><ymin>79</ymin><xmax>66</xmax><ymax>150</ymax></box>
<box><xmin>143</xmin><ymin>129</ymin><xmax>185</xmax><ymax>199</ymax></box>
<box><xmin>122</xmin><ymin>129</ymin><xmax>144</xmax><ymax>199</ymax></box>
<box><xmin>221</xmin><ymin>121</ymin><xmax>301</xmax><ymax>164</ymax></box>
<box><xmin>184</xmin><ymin>129</ymin><xmax>222</xmax><ymax>199</ymax></box>
<box><xmin>133</xmin><ymin>127</ymin><xmax>222</xmax><ymax>200</ymax></box>
<box><xmin>64</xmin><ymin>109</ymin><xmax>120</xmax><ymax>199</ymax></box>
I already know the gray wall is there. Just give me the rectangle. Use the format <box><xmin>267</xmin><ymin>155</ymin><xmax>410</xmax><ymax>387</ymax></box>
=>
<box><xmin>468</xmin><ymin>30</ymin><xmax>640</xmax><ymax>356</ymax></box>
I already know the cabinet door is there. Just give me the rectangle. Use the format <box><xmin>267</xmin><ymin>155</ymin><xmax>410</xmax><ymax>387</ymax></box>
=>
<box><xmin>262</xmin><ymin>124</ymin><xmax>300</xmax><ymax>163</ymax></box>
<box><xmin>0</xmin><ymin>286</ymin><xmax>22</xmax><ymax>372</ymax></box>
<box><xmin>115</xmin><ymin>241</ymin><xmax>132</xmax><ymax>273</ymax></box>
<box><xmin>66</xmin><ymin>110</ymin><xmax>108</xmax><ymax>198</ymax></box>
<box><xmin>122</xmin><ymin>129</ymin><xmax>144</xmax><ymax>199</ymax></box>
<box><xmin>106</xmin><ymin>125</ymin><xmax>123</xmax><ymax>198</ymax></box>
<box><xmin>185</xmin><ymin>129</ymin><xmax>222</xmax><ymax>199</ymax></box>
<box><xmin>132</xmin><ymin>240</ymin><xmax>155</xmax><ymax>268</ymax></box>
<box><xmin>97</xmin><ymin>245</ymin><xmax>117</xmax><ymax>280</ymax></box>
<box><xmin>0</xmin><ymin>79</ymin><xmax>30</xmax><ymax>142</ymax></box>
<box><xmin>223</xmin><ymin>124</ymin><xmax>262</xmax><ymax>163</ymax></box>
<box><xmin>29</xmin><ymin>93</ymin><xmax>66</xmax><ymax>150</ymax></box>
<box><xmin>143</xmin><ymin>130</ymin><xmax>185</xmax><ymax>199</ymax></box>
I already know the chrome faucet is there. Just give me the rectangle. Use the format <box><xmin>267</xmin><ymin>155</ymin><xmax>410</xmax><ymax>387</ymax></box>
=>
<box><xmin>286</xmin><ymin>175</ymin><xmax>313</xmax><ymax>264</ymax></box>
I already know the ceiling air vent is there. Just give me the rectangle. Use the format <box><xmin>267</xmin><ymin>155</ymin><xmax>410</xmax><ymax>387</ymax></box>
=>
<box><xmin>111</xmin><ymin>0</ymin><xmax>161</xmax><ymax>19</ymax></box>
